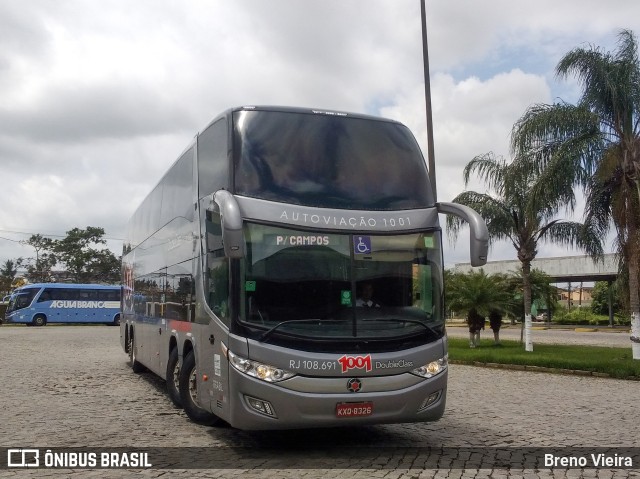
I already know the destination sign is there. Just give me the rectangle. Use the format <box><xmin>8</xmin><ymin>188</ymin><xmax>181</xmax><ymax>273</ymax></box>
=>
<box><xmin>273</xmin><ymin>235</ymin><xmax>330</xmax><ymax>246</ymax></box>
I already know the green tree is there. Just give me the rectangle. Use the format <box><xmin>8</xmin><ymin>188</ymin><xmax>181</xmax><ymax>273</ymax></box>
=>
<box><xmin>446</xmin><ymin>269</ymin><xmax>514</xmax><ymax>346</ymax></box>
<box><xmin>84</xmin><ymin>249</ymin><xmax>121</xmax><ymax>284</ymax></box>
<box><xmin>17</xmin><ymin>227</ymin><xmax>120</xmax><ymax>284</ymax></box>
<box><xmin>20</xmin><ymin>234</ymin><xmax>57</xmax><ymax>283</ymax></box>
<box><xmin>447</xmin><ymin>152</ymin><xmax>602</xmax><ymax>351</ymax></box>
<box><xmin>591</xmin><ymin>281</ymin><xmax>621</xmax><ymax>316</ymax></box>
<box><xmin>511</xmin><ymin>29</ymin><xmax>640</xmax><ymax>358</ymax></box>
<box><xmin>51</xmin><ymin>227</ymin><xmax>120</xmax><ymax>283</ymax></box>
<box><xmin>0</xmin><ymin>259</ymin><xmax>18</xmax><ymax>295</ymax></box>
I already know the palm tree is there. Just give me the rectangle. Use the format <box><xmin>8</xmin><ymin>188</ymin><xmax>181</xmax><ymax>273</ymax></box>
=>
<box><xmin>511</xmin><ymin>29</ymin><xmax>640</xmax><ymax>359</ymax></box>
<box><xmin>447</xmin><ymin>152</ymin><xmax>602</xmax><ymax>351</ymax></box>
<box><xmin>505</xmin><ymin>268</ymin><xmax>558</xmax><ymax>339</ymax></box>
<box><xmin>446</xmin><ymin>269</ymin><xmax>513</xmax><ymax>346</ymax></box>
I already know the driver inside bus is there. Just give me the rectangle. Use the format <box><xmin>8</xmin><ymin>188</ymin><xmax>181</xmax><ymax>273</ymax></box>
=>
<box><xmin>356</xmin><ymin>283</ymin><xmax>380</xmax><ymax>308</ymax></box>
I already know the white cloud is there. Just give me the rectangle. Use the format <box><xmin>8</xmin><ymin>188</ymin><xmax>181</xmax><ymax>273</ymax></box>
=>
<box><xmin>382</xmin><ymin>68</ymin><xmax>551</xmax><ymax>205</ymax></box>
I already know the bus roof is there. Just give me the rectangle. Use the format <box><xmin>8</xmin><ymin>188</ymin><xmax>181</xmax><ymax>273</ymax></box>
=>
<box><xmin>13</xmin><ymin>283</ymin><xmax>120</xmax><ymax>291</ymax></box>
<box><xmin>198</xmin><ymin>105</ymin><xmax>403</xmax><ymax>136</ymax></box>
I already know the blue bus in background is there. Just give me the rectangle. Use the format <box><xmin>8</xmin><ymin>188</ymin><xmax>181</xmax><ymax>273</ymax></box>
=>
<box><xmin>4</xmin><ymin>283</ymin><xmax>121</xmax><ymax>326</ymax></box>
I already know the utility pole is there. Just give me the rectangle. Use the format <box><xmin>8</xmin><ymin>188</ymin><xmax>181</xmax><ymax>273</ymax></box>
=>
<box><xmin>420</xmin><ymin>0</ymin><xmax>437</xmax><ymax>201</ymax></box>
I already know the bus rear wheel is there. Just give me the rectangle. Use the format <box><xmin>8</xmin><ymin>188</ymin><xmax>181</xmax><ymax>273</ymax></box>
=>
<box><xmin>178</xmin><ymin>350</ymin><xmax>222</xmax><ymax>426</ymax></box>
<box><xmin>128</xmin><ymin>332</ymin><xmax>145</xmax><ymax>373</ymax></box>
<box><xmin>166</xmin><ymin>347</ymin><xmax>182</xmax><ymax>408</ymax></box>
<box><xmin>32</xmin><ymin>314</ymin><xmax>46</xmax><ymax>327</ymax></box>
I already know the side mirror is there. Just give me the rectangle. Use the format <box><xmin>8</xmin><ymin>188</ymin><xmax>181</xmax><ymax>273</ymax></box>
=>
<box><xmin>436</xmin><ymin>202</ymin><xmax>488</xmax><ymax>267</ymax></box>
<box><xmin>211</xmin><ymin>190</ymin><xmax>244</xmax><ymax>258</ymax></box>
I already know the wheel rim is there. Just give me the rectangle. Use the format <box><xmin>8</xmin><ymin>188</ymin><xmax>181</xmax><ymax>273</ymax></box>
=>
<box><xmin>188</xmin><ymin>367</ymin><xmax>199</xmax><ymax>405</ymax></box>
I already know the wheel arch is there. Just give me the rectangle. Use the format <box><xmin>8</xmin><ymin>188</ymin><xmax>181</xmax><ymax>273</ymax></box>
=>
<box><xmin>169</xmin><ymin>334</ymin><xmax>178</xmax><ymax>356</ymax></box>
<box><xmin>182</xmin><ymin>338</ymin><xmax>194</xmax><ymax>360</ymax></box>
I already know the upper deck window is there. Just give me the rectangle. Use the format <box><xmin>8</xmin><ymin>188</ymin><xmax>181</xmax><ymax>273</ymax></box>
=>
<box><xmin>233</xmin><ymin>111</ymin><xmax>433</xmax><ymax>210</ymax></box>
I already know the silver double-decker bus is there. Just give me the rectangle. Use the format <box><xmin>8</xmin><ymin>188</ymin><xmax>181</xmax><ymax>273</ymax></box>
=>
<box><xmin>121</xmin><ymin>106</ymin><xmax>488</xmax><ymax>430</ymax></box>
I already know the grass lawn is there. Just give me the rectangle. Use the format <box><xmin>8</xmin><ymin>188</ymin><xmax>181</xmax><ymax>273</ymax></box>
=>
<box><xmin>447</xmin><ymin>337</ymin><xmax>640</xmax><ymax>380</ymax></box>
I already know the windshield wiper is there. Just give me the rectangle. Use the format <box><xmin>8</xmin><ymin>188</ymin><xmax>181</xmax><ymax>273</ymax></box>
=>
<box><xmin>361</xmin><ymin>318</ymin><xmax>440</xmax><ymax>336</ymax></box>
<box><xmin>258</xmin><ymin>318</ymin><xmax>343</xmax><ymax>342</ymax></box>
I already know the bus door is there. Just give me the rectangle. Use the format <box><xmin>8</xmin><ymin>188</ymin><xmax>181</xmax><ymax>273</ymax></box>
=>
<box><xmin>195</xmin><ymin>205</ymin><xmax>232</xmax><ymax>418</ymax></box>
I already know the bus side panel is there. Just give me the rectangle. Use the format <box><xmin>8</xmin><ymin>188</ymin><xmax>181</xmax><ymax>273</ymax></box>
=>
<box><xmin>4</xmin><ymin>310</ymin><xmax>32</xmax><ymax>324</ymax></box>
<box><xmin>138</xmin><ymin>318</ymin><xmax>165</xmax><ymax>377</ymax></box>
<box><xmin>33</xmin><ymin>304</ymin><xmax>120</xmax><ymax>324</ymax></box>
<box><xmin>119</xmin><ymin>318</ymin><xmax>127</xmax><ymax>352</ymax></box>
<box><xmin>45</xmin><ymin>306</ymin><xmax>85</xmax><ymax>323</ymax></box>
<box><xmin>193</xmin><ymin>316</ymin><xmax>231</xmax><ymax>420</ymax></box>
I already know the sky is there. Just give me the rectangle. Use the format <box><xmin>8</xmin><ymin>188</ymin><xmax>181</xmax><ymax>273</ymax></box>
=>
<box><xmin>1</xmin><ymin>0</ymin><xmax>638</xmax><ymax>271</ymax></box>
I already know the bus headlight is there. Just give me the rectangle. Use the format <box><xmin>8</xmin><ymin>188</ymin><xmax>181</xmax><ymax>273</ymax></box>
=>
<box><xmin>227</xmin><ymin>350</ymin><xmax>295</xmax><ymax>383</ymax></box>
<box><xmin>410</xmin><ymin>355</ymin><xmax>448</xmax><ymax>378</ymax></box>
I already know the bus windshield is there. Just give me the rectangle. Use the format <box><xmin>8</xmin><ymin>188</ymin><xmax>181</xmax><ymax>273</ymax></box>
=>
<box><xmin>233</xmin><ymin>110</ymin><xmax>433</xmax><ymax>210</ymax></box>
<box><xmin>6</xmin><ymin>288</ymin><xmax>38</xmax><ymax>313</ymax></box>
<box><xmin>235</xmin><ymin>223</ymin><xmax>444</xmax><ymax>348</ymax></box>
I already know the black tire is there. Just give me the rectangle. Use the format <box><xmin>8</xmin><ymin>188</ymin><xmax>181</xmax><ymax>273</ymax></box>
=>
<box><xmin>32</xmin><ymin>314</ymin><xmax>46</xmax><ymax>327</ymax></box>
<box><xmin>178</xmin><ymin>350</ymin><xmax>221</xmax><ymax>426</ymax></box>
<box><xmin>128</xmin><ymin>331</ymin><xmax>145</xmax><ymax>373</ymax></box>
<box><xmin>112</xmin><ymin>314</ymin><xmax>121</xmax><ymax>326</ymax></box>
<box><xmin>166</xmin><ymin>347</ymin><xmax>182</xmax><ymax>408</ymax></box>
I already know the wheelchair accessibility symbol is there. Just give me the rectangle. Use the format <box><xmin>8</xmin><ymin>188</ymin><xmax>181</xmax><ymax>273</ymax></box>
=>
<box><xmin>354</xmin><ymin>236</ymin><xmax>372</xmax><ymax>255</ymax></box>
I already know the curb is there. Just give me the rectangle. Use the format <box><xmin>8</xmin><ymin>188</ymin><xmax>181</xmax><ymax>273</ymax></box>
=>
<box><xmin>449</xmin><ymin>359</ymin><xmax>639</xmax><ymax>381</ymax></box>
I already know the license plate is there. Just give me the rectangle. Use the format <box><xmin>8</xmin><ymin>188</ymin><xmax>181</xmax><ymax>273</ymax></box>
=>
<box><xmin>336</xmin><ymin>402</ymin><xmax>373</xmax><ymax>418</ymax></box>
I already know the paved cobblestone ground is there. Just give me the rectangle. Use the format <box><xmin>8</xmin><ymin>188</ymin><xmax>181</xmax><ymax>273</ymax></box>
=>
<box><xmin>0</xmin><ymin>326</ymin><xmax>638</xmax><ymax>478</ymax></box>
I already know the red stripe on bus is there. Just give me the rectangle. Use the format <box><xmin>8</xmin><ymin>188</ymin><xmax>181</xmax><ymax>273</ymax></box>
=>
<box><xmin>168</xmin><ymin>320</ymin><xmax>192</xmax><ymax>332</ymax></box>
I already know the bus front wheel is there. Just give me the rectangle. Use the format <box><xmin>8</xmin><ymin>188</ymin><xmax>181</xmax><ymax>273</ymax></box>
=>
<box><xmin>178</xmin><ymin>350</ymin><xmax>222</xmax><ymax>426</ymax></box>
<box><xmin>32</xmin><ymin>314</ymin><xmax>46</xmax><ymax>327</ymax></box>
<box><xmin>166</xmin><ymin>347</ymin><xmax>182</xmax><ymax>408</ymax></box>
